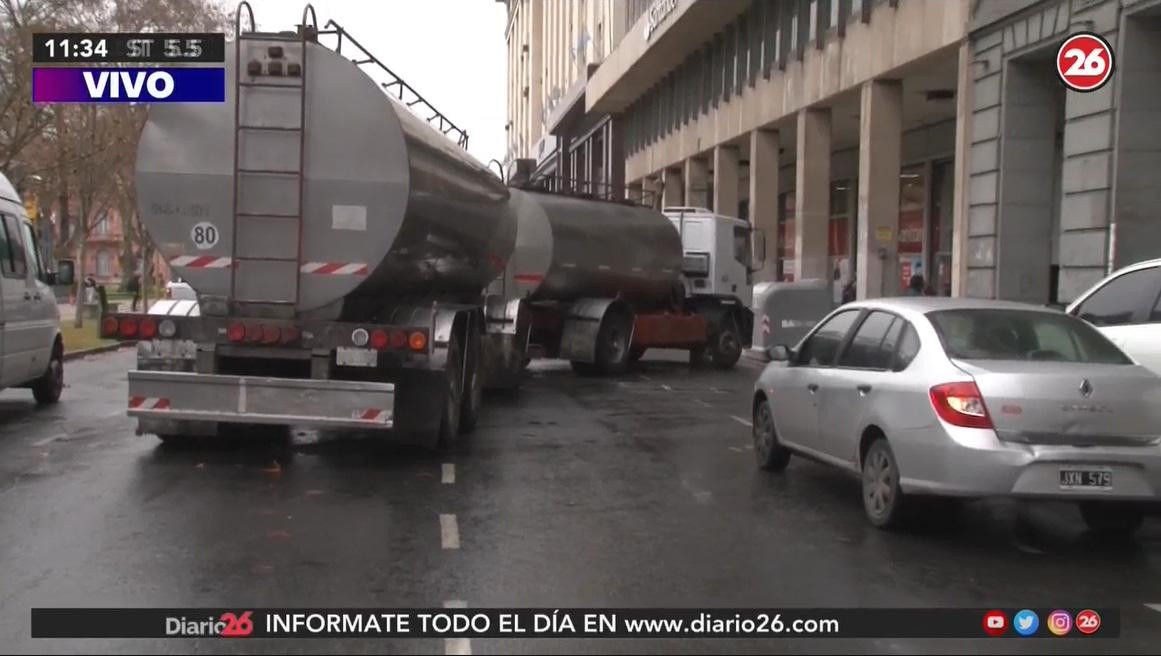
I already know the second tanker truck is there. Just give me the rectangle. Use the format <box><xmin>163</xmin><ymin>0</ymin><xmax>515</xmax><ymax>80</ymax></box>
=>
<box><xmin>99</xmin><ymin>6</ymin><xmax>762</xmax><ymax>447</ymax></box>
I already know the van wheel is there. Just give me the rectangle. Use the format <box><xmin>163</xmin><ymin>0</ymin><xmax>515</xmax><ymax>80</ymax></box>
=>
<box><xmin>32</xmin><ymin>346</ymin><xmax>64</xmax><ymax>405</ymax></box>
<box><xmin>1079</xmin><ymin>501</ymin><xmax>1145</xmax><ymax>536</ymax></box>
<box><xmin>862</xmin><ymin>439</ymin><xmax>908</xmax><ymax>529</ymax></box>
<box><xmin>438</xmin><ymin>333</ymin><xmax>464</xmax><ymax>447</ymax></box>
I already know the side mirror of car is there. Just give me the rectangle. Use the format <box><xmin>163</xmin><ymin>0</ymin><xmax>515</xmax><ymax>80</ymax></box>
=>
<box><xmin>767</xmin><ymin>344</ymin><xmax>792</xmax><ymax>362</ymax></box>
<box><xmin>55</xmin><ymin>259</ymin><xmax>75</xmax><ymax>287</ymax></box>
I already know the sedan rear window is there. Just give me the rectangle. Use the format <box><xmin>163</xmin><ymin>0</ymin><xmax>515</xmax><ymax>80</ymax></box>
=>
<box><xmin>927</xmin><ymin>309</ymin><xmax>1132</xmax><ymax>365</ymax></box>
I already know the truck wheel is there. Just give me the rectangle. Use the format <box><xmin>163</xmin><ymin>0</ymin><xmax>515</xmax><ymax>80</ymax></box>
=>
<box><xmin>594</xmin><ymin>315</ymin><xmax>631</xmax><ymax>375</ymax></box>
<box><xmin>711</xmin><ymin>320</ymin><xmax>743</xmax><ymax>370</ymax></box>
<box><xmin>459</xmin><ymin>326</ymin><xmax>483</xmax><ymax>434</ymax></box>
<box><xmin>689</xmin><ymin>345</ymin><xmax>707</xmax><ymax>367</ymax></box>
<box><xmin>438</xmin><ymin>333</ymin><xmax>465</xmax><ymax>446</ymax></box>
<box><xmin>628</xmin><ymin>346</ymin><xmax>646</xmax><ymax>363</ymax></box>
<box><xmin>32</xmin><ymin>344</ymin><xmax>64</xmax><ymax>405</ymax></box>
<box><xmin>570</xmin><ymin>360</ymin><xmax>597</xmax><ymax>375</ymax></box>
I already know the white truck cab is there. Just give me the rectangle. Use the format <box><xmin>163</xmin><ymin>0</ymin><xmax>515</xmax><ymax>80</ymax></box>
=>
<box><xmin>0</xmin><ymin>173</ymin><xmax>72</xmax><ymax>404</ymax></box>
<box><xmin>662</xmin><ymin>206</ymin><xmax>763</xmax><ymax>300</ymax></box>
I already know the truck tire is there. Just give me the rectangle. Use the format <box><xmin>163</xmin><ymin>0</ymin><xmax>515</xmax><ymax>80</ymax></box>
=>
<box><xmin>459</xmin><ymin>322</ymin><xmax>483</xmax><ymax>433</ymax></box>
<box><xmin>438</xmin><ymin>333</ymin><xmax>465</xmax><ymax>447</ymax></box>
<box><xmin>31</xmin><ymin>343</ymin><xmax>64</xmax><ymax>405</ymax></box>
<box><xmin>628</xmin><ymin>346</ymin><xmax>646</xmax><ymax>363</ymax></box>
<box><xmin>594</xmin><ymin>314</ymin><xmax>631</xmax><ymax>375</ymax></box>
<box><xmin>711</xmin><ymin>319</ymin><xmax>743</xmax><ymax>370</ymax></box>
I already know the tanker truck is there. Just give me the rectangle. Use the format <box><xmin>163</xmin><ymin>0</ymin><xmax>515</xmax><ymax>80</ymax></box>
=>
<box><xmin>100</xmin><ymin>7</ymin><xmax>761</xmax><ymax>447</ymax></box>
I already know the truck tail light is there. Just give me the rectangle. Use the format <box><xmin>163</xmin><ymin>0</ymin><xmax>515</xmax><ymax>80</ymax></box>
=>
<box><xmin>280</xmin><ymin>325</ymin><xmax>300</xmax><ymax>344</ymax></box>
<box><xmin>119</xmin><ymin>317</ymin><xmax>139</xmax><ymax>339</ymax></box>
<box><xmin>260</xmin><ymin>324</ymin><xmax>280</xmax><ymax>345</ymax></box>
<box><xmin>226</xmin><ymin>322</ymin><xmax>246</xmax><ymax>343</ymax></box>
<box><xmin>138</xmin><ymin>318</ymin><xmax>158</xmax><ymax>339</ymax></box>
<box><xmin>929</xmin><ymin>381</ymin><xmax>993</xmax><ymax>429</ymax></box>
<box><xmin>370</xmin><ymin>329</ymin><xmax>390</xmax><ymax>350</ymax></box>
<box><xmin>101</xmin><ymin>316</ymin><xmax>119</xmax><ymax>338</ymax></box>
<box><xmin>391</xmin><ymin>330</ymin><xmax>407</xmax><ymax>349</ymax></box>
<box><xmin>245</xmin><ymin>323</ymin><xmax>262</xmax><ymax>343</ymax></box>
<box><xmin>408</xmin><ymin>331</ymin><xmax>428</xmax><ymax>352</ymax></box>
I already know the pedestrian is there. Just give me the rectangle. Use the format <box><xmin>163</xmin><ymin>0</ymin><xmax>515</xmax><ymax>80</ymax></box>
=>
<box><xmin>906</xmin><ymin>274</ymin><xmax>925</xmax><ymax>296</ymax></box>
<box><xmin>841</xmin><ymin>280</ymin><xmax>856</xmax><ymax>304</ymax></box>
<box><xmin>83</xmin><ymin>275</ymin><xmax>97</xmax><ymax>306</ymax></box>
<box><xmin>127</xmin><ymin>272</ymin><xmax>142</xmax><ymax>312</ymax></box>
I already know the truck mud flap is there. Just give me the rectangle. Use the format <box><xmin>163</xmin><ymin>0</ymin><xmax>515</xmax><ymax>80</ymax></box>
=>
<box><xmin>127</xmin><ymin>370</ymin><xmax>395</xmax><ymax>430</ymax></box>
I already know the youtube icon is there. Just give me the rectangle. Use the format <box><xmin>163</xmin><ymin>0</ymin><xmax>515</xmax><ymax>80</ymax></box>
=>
<box><xmin>983</xmin><ymin>610</ymin><xmax>1008</xmax><ymax>637</ymax></box>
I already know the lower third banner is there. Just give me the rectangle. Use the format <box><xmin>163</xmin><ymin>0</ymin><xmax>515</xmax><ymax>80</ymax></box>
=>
<box><xmin>30</xmin><ymin>607</ymin><xmax>1117</xmax><ymax>639</ymax></box>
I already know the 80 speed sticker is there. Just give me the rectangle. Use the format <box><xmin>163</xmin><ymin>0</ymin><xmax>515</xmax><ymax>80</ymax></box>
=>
<box><xmin>191</xmin><ymin>221</ymin><xmax>219</xmax><ymax>250</ymax></box>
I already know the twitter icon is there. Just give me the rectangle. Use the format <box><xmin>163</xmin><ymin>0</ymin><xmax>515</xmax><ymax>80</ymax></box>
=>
<box><xmin>1014</xmin><ymin>610</ymin><xmax>1039</xmax><ymax>636</ymax></box>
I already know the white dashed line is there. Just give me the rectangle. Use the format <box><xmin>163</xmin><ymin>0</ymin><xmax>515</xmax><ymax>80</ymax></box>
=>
<box><xmin>443</xmin><ymin>600</ymin><xmax>472</xmax><ymax>655</ymax></box>
<box><xmin>728</xmin><ymin>446</ymin><xmax>744</xmax><ymax>453</ymax></box>
<box><xmin>442</xmin><ymin>463</ymin><xmax>455</xmax><ymax>485</ymax></box>
<box><xmin>30</xmin><ymin>433</ymin><xmax>67</xmax><ymax>447</ymax></box>
<box><xmin>695</xmin><ymin>399</ymin><xmax>712</xmax><ymax>407</ymax></box>
<box><xmin>1145</xmin><ymin>603</ymin><xmax>1161</xmax><ymax>614</ymax></box>
<box><xmin>440</xmin><ymin>514</ymin><xmax>460</xmax><ymax>550</ymax></box>
<box><xmin>637</xmin><ymin>373</ymin><xmax>652</xmax><ymax>381</ymax></box>
<box><xmin>730</xmin><ymin>416</ymin><xmax>753</xmax><ymax>428</ymax></box>
<box><xmin>661</xmin><ymin>384</ymin><xmax>672</xmax><ymax>391</ymax></box>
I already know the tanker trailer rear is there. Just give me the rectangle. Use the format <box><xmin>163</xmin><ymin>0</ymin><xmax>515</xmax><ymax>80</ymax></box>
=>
<box><xmin>102</xmin><ymin>12</ymin><xmax>513</xmax><ymax>446</ymax></box>
<box><xmin>490</xmin><ymin>188</ymin><xmax>757</xmax><ymax>375</ymax></box>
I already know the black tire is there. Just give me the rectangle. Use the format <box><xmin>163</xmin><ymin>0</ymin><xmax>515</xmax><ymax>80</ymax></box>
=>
<box><xmin>438</xmin><ymin>333</ymin><xmax>464</xmax><ymax>447</ymax></box>
<box><xmin>753</xmin><ymin>398</ymin><xmax>790</xmax><ymax>471</ymax></box>
<box><xmin>711</xmin><ymin>318</ymin><xmax>743</xmax><ymax>370</ymax></box>
<box><xmin>861</xmin><ymin>438</ymin><xmax>908</xmax><ymax>529</ymax></box>
<box><xmin>32</xmin><ymin>344</ymin><xmax>64</xmax><ymax>405</ymax></box>
<box><xmin>689</xmin><ymin>345</ymin><xmax>707</xmax><ymax>367</ymax></box>
<box><xmin>594</xmin><ymin>313</ymin><xmax>632</xmax><ymax>375</ymax></box>
<box><xmin>459</xmin><ymin>323</ymin><xmax>483</xmax><ymax>434</ymax></box>
<box><xmin>1079</xmin><ymin>501</ymin><xmax>1145</xmax><ymax>536</ymax></box>
<box><xmin>570</xmin><ymin>360</ymin><xmax>597</xmax><ymax>375</ymax></box>
<box><xmin>628</xmin><ymin>346</ymin><xmax>646</xmax><ymax>363</ymax></box>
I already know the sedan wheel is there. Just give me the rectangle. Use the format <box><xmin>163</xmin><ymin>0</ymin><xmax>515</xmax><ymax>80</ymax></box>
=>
<box><xmin>862</xmin><ymin>439</ymin><xmax>907</xmax><ymax>529</ymax></box>
<box><xmin>753</xmin><ymin>399</ymin><xmax>790</xmax><ymax>471</ymax></box>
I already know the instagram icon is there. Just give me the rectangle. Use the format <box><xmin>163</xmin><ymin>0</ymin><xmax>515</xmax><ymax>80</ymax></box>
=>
<box><xmin>1048</xmin><ymin>610</ymin><xmax>1073</xmax><ymax>636</ymax></box>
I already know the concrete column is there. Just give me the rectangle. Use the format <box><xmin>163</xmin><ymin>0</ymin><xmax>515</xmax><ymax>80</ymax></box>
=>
<box><xmin>713</xmin><ymin>144</ymin><xmax>740</xmax><ymax>217</ymax></box>
<box><xmin>685</xmin><ymin>156</ymin><xmax>710</xmax><ymax>208</ymax></box>
<box><xmin>662</xmin><ymin>167</ymin><xmax>684</xmax><ymax>207</ymax></box>
<box><xmin>950</xmin><ymin>41</ymin><xmax>972</xmax><ymax>298</ymax></box>
<box><xmin>749</xmin><ymin>128</ymin><xmax>780</xmax><ymax>283</ymax></box>
<box><xmin>608</xmin><ymin>119</ymin><xmax>626</xmax><ymax>199</ymax></box>
<box><xmin>795</xmin><ymin>107</ymin><xmax>831</xmax><ymax>282</ymax></box>
<box><xmin>856</xmin><ymin>80</ymin><xmax>903</xmax><ymax>299</ymax></box>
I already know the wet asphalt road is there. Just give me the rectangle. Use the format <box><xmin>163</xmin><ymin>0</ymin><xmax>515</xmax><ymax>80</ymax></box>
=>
<box><xmin>2</xmin><ymin>348</ymin><xmax>1161</xmax><ymax>654</ymax></box>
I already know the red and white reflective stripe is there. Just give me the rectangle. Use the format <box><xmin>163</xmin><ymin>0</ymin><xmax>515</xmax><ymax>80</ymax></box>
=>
<box><xmin>300</xmin><ymin>262</ymin><xmax>369</xmax><ymax>276</ymax></box>
<box><xmin>129</xmin><ymin>396</ymin><xmax>171</xmax><ymax>410</ymax></box>
<box><xmin>353</xmin><ymin>408</ymin><xmax>390</xmax><ymax>423</ymax></box>
<box><xmin>514</xmin><ymin>273</ymin><xmax>543</xmax><ymax>284</ymax></box>
<box><xmin>761</xmin><ymin>314</ymin><xmax>771</xmax><ymax>336</ymax></box>
<box><xmin>170</xmin><ymin>255</ymin><xmax>234</xmax><ymax>269</ymax></box>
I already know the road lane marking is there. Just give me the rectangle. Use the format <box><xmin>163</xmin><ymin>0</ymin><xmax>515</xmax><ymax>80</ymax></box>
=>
<box><xmin>442</xmin><ymin>463</ymin><xmax>455</xmax><ymax>485</ymax></box>
<box><xmin>637</xmin><ymin>373</ymin><xmax>652</xmax><ymax>381</ymax></box>
<box><xmin>730</xmin><ymin>416</ymin><xmax>753</xmax><ymax>428</ymax></box>
<box><xmin>1145</xmin><ymin>603</ymin><xmax>1161</xmax><ymax>614</ymax></box>
<box><xmin>30</xmin><ymin>433</ymin><xmax>67</xmax><ymax>447</ymax></box>
<box><xmin>661</xmin><ymin>384</ymin><xmax>672</xmax><ymax>391</ymax></box>
<box><xmin>695</xmin><ymin>399</ymin><xmax>711</xmax><ymax>407</ymax></box>
<box><xmin>443</xmin><ymin>600</ymin><xmax>471</xmax><ymax>655</ymax></box>
<box><xmin>440</xmin><ymin>514</ymin><xmax>460</xmax><ymax>549</ymax></box>
<box><xmin>728</xmin><ymin>446</ymin><xmax>744</xmax><ymax>453</ymax></box>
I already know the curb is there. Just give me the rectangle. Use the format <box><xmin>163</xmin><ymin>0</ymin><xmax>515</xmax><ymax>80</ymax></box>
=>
<box><xmin>743</xmin><ymin>348</ymin><xmax>769</xmax><ymax>364</ymax></box>
<box><xmin>64</xmin><ymin>341</ymin><xmax>137</xmax><ymax>361</ymax></box>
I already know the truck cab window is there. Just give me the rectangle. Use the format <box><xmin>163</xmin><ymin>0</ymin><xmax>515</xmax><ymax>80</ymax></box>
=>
<box><xmin>733</xmin><ymin>226</ymin><xmax>750</xmax><ymax>267</ymax></box>
<box><xmin>0</xmin><ymin>214</ymin><xmax>27</xmax><ymax>278</ymax></box>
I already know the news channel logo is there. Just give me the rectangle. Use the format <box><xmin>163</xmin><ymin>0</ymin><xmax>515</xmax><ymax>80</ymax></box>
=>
<box><xmin>1013</xmin><ymin>609</ymin><xmax>1039</xmax><ymax>637</ymax></box>
<box><xmin>32</xmin><ymin>68</ymin><xmax>225</xmax><ymax>103</ymax></box>
<box><xmin>1047</xmin><ymin>610</ymin><xmax>1073</xmax><ymax>636</ymax></box>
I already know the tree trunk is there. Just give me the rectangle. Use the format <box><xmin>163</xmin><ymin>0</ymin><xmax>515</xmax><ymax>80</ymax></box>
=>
<box><xmin>73</xmin><ymin>237</ymin><xmax>86</xmax><ymax>328</ymax></box>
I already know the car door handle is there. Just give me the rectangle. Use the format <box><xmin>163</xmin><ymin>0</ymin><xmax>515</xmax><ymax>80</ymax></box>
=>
<box><xmin>857</xmin><ymin>384</ymin><xmax>873</xmax><ymax>395</ymax></box>
<box><xmin>807</xmin><ymin>383</ymin><xmax>819</xmax><ymax>393</ymax></box>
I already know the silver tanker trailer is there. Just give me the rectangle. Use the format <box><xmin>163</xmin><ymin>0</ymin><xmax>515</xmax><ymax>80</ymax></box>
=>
<box><xmin>101</xmin><ymin>6</ymin><xmax>761</xmax><ymax>448</ymax></box>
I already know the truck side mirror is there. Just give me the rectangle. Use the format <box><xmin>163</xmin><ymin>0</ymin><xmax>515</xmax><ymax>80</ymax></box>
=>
<box><xmin>55</xmin><ymin>259</ymin><xmax>75</xmax><ymax>286</ymax></box>
<box><xmin>750</xmin><ymin>228</ymin><xmax>767</xmax><ymax>273</ymax></box>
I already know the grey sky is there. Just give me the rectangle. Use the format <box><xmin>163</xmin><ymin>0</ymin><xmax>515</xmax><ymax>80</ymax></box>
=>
<box><xmin>244</xmin><ymin>0</ymin><xmax>509</xmax><ymax>168</ymax></box>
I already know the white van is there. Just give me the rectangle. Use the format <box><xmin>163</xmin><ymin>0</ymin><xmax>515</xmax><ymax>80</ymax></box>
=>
<box><xmin>0</xmin><ymin>173</ymin><xmax>72</xmax><ymax>404</ymax></box>
<box><xmin>1066</xmin><ymin>258</ymin><xmax>1161</xmax><ymax>375</ymax></box>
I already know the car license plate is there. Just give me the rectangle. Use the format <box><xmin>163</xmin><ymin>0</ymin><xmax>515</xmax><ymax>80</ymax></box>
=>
<box><xmin>336</xmin><ymin>347</ymin><xmax>378</xmax><ymax>368</ymax></box>
<box><xmin>1059</xmin><ymin>466</ymin><xmax>1113</xmax><ymax>490</ymax></box>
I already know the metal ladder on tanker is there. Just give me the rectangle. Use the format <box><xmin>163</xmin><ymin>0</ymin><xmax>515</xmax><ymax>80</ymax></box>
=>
<box><xmin>228</xmin><ymin>3</ymin><xmax>318</xmax><ymax>318</ymax></box>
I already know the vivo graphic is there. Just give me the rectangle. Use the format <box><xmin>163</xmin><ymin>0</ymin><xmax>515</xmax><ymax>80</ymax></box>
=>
<box><xmin>32</xmin><ymin>67</ymin><xmax>225</xmax><ymax>103</ymax></box>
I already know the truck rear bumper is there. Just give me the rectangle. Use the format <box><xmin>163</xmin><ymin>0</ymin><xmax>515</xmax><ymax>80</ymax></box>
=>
<box><xmin>127</xmin><ymin>370</ymin><xmax>395</xmax><ymax>430</ymax></box>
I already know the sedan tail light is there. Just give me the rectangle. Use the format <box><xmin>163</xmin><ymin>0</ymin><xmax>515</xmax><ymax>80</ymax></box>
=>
<box><xmin>929</xmin><ymin>381</ymin><xmax>993</xmax><ymax>429</ymax></box>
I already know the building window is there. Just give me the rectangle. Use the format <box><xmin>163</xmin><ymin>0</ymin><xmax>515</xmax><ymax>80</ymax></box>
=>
<box><xmin>777</xmin><ymin>192</ymin><xmax>796</xmax><ymax>282</ymax></box>
<box><xmin>96</xmin><ymin>249</ymin><xmax>112</xmax><ymax>277</ymax></box>
<box><xmin>94</xmin><ymin>211</ymin><xmax>110</xmax><ymax>237</ymax></box>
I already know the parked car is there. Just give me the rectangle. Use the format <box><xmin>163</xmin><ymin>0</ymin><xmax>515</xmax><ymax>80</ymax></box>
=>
<box><xmin>752</xmin><ymin>296</ymin><xmax>1161</xmax><ymax>534</ymax></box>
<box><xmin>1066</xmin><ymin>258</ymin><xmax>1161</xmax><ymax>375</ymax></box>
<box><xmin>165</xmin><ymin>280</ymin><xmax>196</xmax><ymax>301</ymax></box>
<box><xmin>0</xmin><ymin>173</ymin><xmax>74</xmax><ymax>404</ymax></box>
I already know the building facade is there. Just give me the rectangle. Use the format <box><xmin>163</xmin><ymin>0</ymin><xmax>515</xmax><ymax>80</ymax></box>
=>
<box><xmin>502</xmin><ymin>0</ymin><xmax>1161</xmax><ymax>304</ymax></box>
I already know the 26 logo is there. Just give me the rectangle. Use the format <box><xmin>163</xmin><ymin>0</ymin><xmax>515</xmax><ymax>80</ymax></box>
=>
<box><xmin>1056</xmin><ymin>32</ymin><xmax>1115</xmax><ymax>92</ymax></box>
<box><xmin>1076</xmin><ymin>609</ymin><xmax>1101</xmax><ymax>635</ymax></box>
<box><xmin>220</xmin><ymin>611</ymin><xmax>254</xmax><ymax>637</ymax></box>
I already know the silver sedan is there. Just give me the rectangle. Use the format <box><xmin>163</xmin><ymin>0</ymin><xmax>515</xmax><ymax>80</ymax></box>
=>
<box><xmin>752</xmin><ymin>297</ymin><xmax>1161</xmax><ymax>533</ymax></box>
